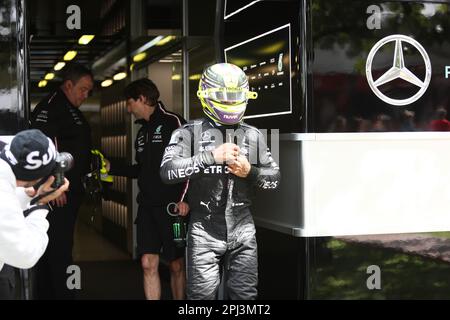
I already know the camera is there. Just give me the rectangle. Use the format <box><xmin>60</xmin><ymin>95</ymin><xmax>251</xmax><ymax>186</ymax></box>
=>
<box><xmin>29</xmin><ymin>151</ymin><xmax>73</xmax><ymax>207</ymax></box>
<box><xmin>51</xmin><ymin>152</ymin><xmax>74</xmax><ymax>188</ymax></box>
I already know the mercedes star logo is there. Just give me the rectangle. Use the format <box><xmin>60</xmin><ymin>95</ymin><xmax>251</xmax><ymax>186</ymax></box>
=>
<box><xmin>366</xmin><ymin>34</ymin><xmax>432</xmax><ymax>106</ymax></box>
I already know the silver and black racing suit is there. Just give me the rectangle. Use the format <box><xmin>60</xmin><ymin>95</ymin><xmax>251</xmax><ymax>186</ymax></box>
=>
<box><xmin>160</xmin><ymin>117</ymin><xmax>280</xmax><ymax>300</ymax></box>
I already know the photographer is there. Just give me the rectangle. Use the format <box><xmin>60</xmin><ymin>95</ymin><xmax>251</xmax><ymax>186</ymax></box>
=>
<box><xmin>0</xmin><ymin>129</ymin><xmax>69</xmax><ymax>299</ymax></box>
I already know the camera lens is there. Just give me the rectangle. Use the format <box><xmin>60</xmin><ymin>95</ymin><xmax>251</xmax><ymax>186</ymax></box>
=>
<box><xmin>51</xmin><ymin>152</ymin><xmax>74</xmax><ymax>188</ymax></box>
<box><xmin>57</xmin><ymin>152</ymin><xmax>74</xmax><ymax>171</ymax></box>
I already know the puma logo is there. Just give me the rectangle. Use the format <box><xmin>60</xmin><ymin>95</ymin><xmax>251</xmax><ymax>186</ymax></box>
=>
<box><xmin>200</xmin><ymin>201</ymin><xmax>211</xmax><ymax>212</ymax></box>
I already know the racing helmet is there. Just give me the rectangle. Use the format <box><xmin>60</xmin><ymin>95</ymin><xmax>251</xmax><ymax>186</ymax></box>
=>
<box><xmin>197</xmin><ymin>63</ymin><xmax>257</xmax><ymax>125</ymax></box>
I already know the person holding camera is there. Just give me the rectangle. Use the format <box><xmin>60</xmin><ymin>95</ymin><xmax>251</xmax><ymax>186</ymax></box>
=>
<box><xmin>104</xmin><ymin>79</ymin><xmax>189</xmax><ymax>300</ymax></box>
<box><xmin>0</xmin><ymin>129</ymin><xmax>69</xmax><ymax>299</ymax></box>
<box><xmin>30</xmin><ymin>63</ymin><xmax>93</xmax><ymax>299</ymax></box>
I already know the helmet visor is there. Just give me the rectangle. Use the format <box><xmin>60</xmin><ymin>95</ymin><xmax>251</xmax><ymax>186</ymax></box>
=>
<box><xmin>197</xmin><ymin>88</ymin><xmax>257</xmax><ymax>104</ymax></box>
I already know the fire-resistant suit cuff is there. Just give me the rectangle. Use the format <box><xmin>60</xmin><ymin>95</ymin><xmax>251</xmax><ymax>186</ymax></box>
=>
<box><xmin>202</xmin><ymin>151</ymin><xmax>216</xmax><ymax>166</ymax></box>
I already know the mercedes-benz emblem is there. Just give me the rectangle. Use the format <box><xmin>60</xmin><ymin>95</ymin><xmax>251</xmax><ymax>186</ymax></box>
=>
<box><xmin>366</xmin><ymin>34</ymin><xmax>432</xmax><ymax>106</ymax></box>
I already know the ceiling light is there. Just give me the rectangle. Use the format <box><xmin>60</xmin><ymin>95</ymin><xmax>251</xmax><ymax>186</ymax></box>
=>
<box><xmin>156</xmin><ymin>35</ymin><xmax>176</xmax><ymax>46</ymax></box>
<box><xmin>101</xmin><ymin>79</ymin><xmax>113</xmax><ymax>87</ymax></box>
<box><xmin>38</xmin><ymin>80</ymin><xmax>48</xmax><ymax>88</ymax></box>
<box><xmin>78</xmin><ymin>35</ymin><xmax>95</xmax><ymax>45</ymax></box>
<box><xmin>134</xmin><ymin>36</ymin><xmax>163</xmax><ymax>54</ymax></box>
<box><xmin>113</xmin><ymin>72</ymin><xmax>127</xmax><ymax>81</ymax></box>
<box><xmin>64</xmin><ymin>51</ymin><xmax>77</xmax><ymax>61</ymax></box>
<box><xmin>133</xmin><ymin>52</ymin><xmax>147</xmax><ymax>62</ymax></box>
<box><xmin>54</xmin><ymin>62</ymin><xmax>66</xmax><ymax>71</ymax></box>
<box><xmin>189</xmin><ymin>74</ymin><xmax>201</xmax><ymax>80</ymax></box>
<box><xmin>44</xmin><ymin>73</ymin><xmax>55</xmax><ymax>80</ymax></box>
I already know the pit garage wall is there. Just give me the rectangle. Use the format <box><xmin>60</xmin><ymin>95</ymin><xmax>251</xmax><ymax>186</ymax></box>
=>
<box><xmin>222</xmin><ymin>0</ymin><xmax>450</xmax><ymax>299</ymax></box>
<box><xmin>100</xmin><ymin>81</ymin><xmax>133</xmax><ymax>254</ymax></box>
<box><xmin>0</xmin><ymin>0</ymin><xmax>28</xmax><ymax>134</ymax></box>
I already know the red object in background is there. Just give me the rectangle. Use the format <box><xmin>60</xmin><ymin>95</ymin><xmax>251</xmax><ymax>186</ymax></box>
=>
<box><xmin>429</xmin><ymin>119</ymin><xmax>450</xmax><ymax>131</ymax></box>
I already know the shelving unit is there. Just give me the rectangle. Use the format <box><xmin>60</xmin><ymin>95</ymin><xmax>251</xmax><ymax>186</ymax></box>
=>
<box><xmin>100</xmin><ymin>82</ymin><xmax>134</xmax><ymax>253</ymax></box>
<box><xmin>100</xmin><ymin>0</ymin><xmax>127</xmax><ymax>36</ymax></box>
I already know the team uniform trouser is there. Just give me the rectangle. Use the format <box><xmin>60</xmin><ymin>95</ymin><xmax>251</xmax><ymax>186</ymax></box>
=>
<box><xmin>186</xmin><ymin>210</ymin><xmax>258</xmax><ymax>300</ymax></box>
<box><xmin>34</xmin><ymin>192</ymin><xmax>82</xmax><ymax>300</ymax></box>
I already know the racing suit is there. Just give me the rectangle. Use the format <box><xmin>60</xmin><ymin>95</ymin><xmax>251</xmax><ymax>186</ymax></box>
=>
<box><xmin>160</xmin><ymin>117</ymin><xmax>280</xmax><ymax>300</ymax></box>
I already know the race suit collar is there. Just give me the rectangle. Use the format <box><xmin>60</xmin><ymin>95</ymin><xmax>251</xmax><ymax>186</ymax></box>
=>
<box><xmin>204</xmin><ymin>116</ymin><xmax>240</xmax><ymax>130</ymax></box>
